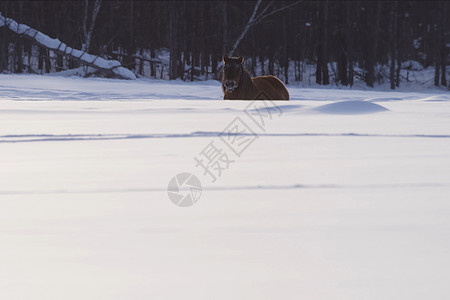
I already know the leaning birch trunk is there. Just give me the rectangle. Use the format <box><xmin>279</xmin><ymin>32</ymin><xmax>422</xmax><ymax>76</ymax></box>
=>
<box><xmin>228</xmin><ymin>0</ymin><xmax>261</xmax><ymax>57</ymax></box>
<box><xmin>228</xmin><ymin>0</ymin><xmax>302</xmax><ymax>57</ymax></box>
<box><xmin>0</xmin><ymin>12</ymin><xmax>136</xmax><ymax>80</ymax></box>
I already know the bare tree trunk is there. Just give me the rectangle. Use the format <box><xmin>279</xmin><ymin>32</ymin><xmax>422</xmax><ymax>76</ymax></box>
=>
<box><xmin>434</xmin><ymin>6</ymin><xmax>441</xmax><ymax>87</ymax></box>
<box><xmin>440</xmin><ymin>2</ymin><xmax>447</xmax><ymax>86</ymax></box>
<box><xmin>0</xmin><ymin>29</ymin><xmax>6</xmax><ymax>72</ymax></box>
<box><xmin>150</xmin><ymin>48</ymin><xmax>156</xmax><ymax>78</ymax></box>
<box><xmin>337</xmin><ymin>2</ymin><xmax>348</xmax><ymax>86</ymax></box>
<box><xmin>14</xmin><ymin>1</ymin><xmax>24</xmax><ymax>73</ymax></box>
<box><xmin>337</xmin><ymin>1</ymin><xmax>348</xmax><ymax>85</ymax></box>
<box><xmin>260</xmin><ymin>55</ymin><xmax>265</xmax><ymax>75</ymax></box>
<box><xmin>441</xmin><ymin>52</ymin><xmax>447</xmax><ymax>86</ymax></box>
<box><xmin>315</xmin><ymin>2</ymin><xmax>322</xmax><ymax>84</ymax></box>
<box><xmin>396</xmin><ymin>55</ymin><xmax>401</xmax><ymax>88</ymax></box>
<box><xmin>38</xmin><ymin>46</ymin><xmax>44</xmax><ymax>72</ymax></box>
<box><xmin>56</xmin><ymin>51</ymin><xmax>64</xmax><ymax>71</ymax></box>
<box><xmin>346</xmin><ymin>1</ymin><xmax>353</xmax><ymax>86</ymax></box>
<box><xmin>26</xmin><ymin>41</ymin><xmax>32</xmax><ymax>73</ymax></box>
<box><xmin>282</xmin><ymin>13</ymin><xmax>289</xmax><ymax>84</ymax></box>
<box><xmin>250</xmin><ymin>32</ymin><xmax>256</xmax><ymax>76</ymax></box>
<box><xmin>316</xmin><ymin>1</ymin><xmax>329</xmax><ymax>85</ymax></box>
<box><xmin>367</xmin><ymin>1</ymin><xmax>381</xmax><ymax>87</ymax></box>
<box><xmin>44</xmin><ymin>49</ymin><xmax>51</xmax><ymax>73</ymax></box>
<box><xmin>211</xmin><ymin>54</ymin><xmax>218</xmax><ymax>80</ymax></box>
<box><xmin>434</xmin><ymin>60</ymin><xmax>440</xmax><ymax>87</ymax></box>
<box><xmin>122</xmin><ymin>0</ymin><xmax>136</xmax><ymax>71</ymax></box>
<box><xmin>322</xmin><ymin>0</ymin><xmax>329</xmax><ymax>85</ymax></box>
<box><xmin>395</xmin><ymin>7</ymin><xmax>402</xmax><ymax>88</ymax></box>
<box><xmin>389</xmin><ymin>1</ymin><xmax>397</xmax><ymax>90</ymax></box>
<box><xmin>0</xmin><ymin>5</ymin><xmax>7</xmax><ymax>72</ymax></box>
<box><xmin>169</xmin><ymin>0</ymin><xmax>180</xmax><ymax>79</ymax></box>
<box><xmin>268</xmin><ymin>56</ymin><xmax>274</xmax><ymax>75</ymax></box>
<box><xmin>14</xmin><ymin>40</ymin><xmax>23</xmax><ymax>73</ymax></box>
<box><xmin>82</xmin><ymin>0</ymin><xmax>102</xmax><ymax>52</ymax></box>
<box><xmin>222</xmin><ymin>1</ymin><xmax>227</xmax><ymax>55</ymax></box>
<box><xmin>138</xmin><ymin>48</ymin><xmax>144</xmax><ymax>76</ymax></box>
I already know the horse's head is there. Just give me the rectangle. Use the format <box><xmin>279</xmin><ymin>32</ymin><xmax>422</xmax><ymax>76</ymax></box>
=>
<box><xmin>222</xmin><ymin>55</ymin><xmax>244</xmax><ymax>93</ymax></box>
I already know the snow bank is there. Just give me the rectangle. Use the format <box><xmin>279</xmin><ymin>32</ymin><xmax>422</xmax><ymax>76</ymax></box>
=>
<box><xmin>315</xmin><ymin>100</ymin><xmax>389</xmax><ymax>114</ymax></box>
<box><xmin>1</xmin><ymin>74</ymin><xmax>450</xmax><ymax>300</ymax></box>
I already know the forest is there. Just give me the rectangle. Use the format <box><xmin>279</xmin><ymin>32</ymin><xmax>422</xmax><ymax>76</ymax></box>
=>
<box><xmin>0</xmin><ymin>1</ymin><xmax>448</xmax><ymax>89</ymax></box>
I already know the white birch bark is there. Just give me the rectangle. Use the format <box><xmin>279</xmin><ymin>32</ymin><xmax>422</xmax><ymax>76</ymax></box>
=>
<box><xmin>82</xmin><ymin>0</ymin><xmax>102</xmax><ymax>52</ymax></box>
<box><xmin>229</xmin><ymin>0</ymin><xmax>262</xmax><ymax>57</ymax></box>
<box><xmin>228</xmin><ymin>0</ymin><xmax>302</xmax><ymax>57</ymax></box>
<box><xmin>0</xmin><ymin>12</ymin><xmax>136</xmax><ymax>80</ymax></box>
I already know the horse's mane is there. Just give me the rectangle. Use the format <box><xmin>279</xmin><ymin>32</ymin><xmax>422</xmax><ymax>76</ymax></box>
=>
<box><xmin>240</xmin><ymin>67</ymin><xmax>253</xmax><ymax>86</ymax></box>
<box><xmin>234</xmin><ymin>66</ymin><xmax>255</xmax><ymax>98</ymax></box>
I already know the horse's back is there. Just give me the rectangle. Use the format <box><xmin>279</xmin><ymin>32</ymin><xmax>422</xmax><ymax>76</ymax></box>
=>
<box><xmin>252</xmin><ymin>76</ymin><xmax>289</xmax><ymax>100</ymax></box>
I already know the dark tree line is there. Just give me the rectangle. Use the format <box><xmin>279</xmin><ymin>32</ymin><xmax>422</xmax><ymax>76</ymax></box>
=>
<box><xmin>0</xmin><ymin>1</ymin><xmax>448</xmax><ymax>89</ymax></box>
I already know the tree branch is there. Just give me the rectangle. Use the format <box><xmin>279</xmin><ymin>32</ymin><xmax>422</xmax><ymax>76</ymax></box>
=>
<box><xmin>253</xmin><ymin>1</ymin><xmax>302</xmax><ymax>26</ymax></box>
<box><xmin>229</xmin><ymin>0</ymin><xmax>262</xmax><ymax>56</ymax></box>
<box><xmin>229</xmin><ymin>0</ymin><xmax>303</xmax><ymax>56</ymax></box>
<box><xmin>0</xmin><ymin>13</ymin><xmax>136</xmax><ymax>80</ymax></box>
<box><xmin>253</xmin><ymin>1</ymin><xmax>274</xmax><ymax>24</ymax></box>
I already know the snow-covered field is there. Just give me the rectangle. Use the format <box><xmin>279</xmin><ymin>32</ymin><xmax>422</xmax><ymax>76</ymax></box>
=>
<box><xmin>1</xmin><ymin>74</ymin><xmax>449</xmax><ymax>300</ymax></box>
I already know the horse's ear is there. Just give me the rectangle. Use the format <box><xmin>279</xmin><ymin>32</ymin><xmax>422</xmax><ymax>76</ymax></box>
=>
<box><xmin>223</xmin><ymin>55</ymin><xmax>229</xmax><ymax>63</ymax></box>
<box><xmin>238</xmin><ymin>56</ymin><xmax>244</xmax><ymax>64</ymax></box>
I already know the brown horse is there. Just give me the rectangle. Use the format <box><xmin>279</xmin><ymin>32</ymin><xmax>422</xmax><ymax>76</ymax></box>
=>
<box><xmin>222</xmin><ymin>55</ymin><xmax>289</xmax><ymax>101</ymax></box>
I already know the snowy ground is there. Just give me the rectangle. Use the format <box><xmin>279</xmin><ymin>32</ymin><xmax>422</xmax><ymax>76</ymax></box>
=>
<box><xmin>1</xmin><ymin>74</ymin><xmax>450</xmax><ymax>300</ymax></box>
